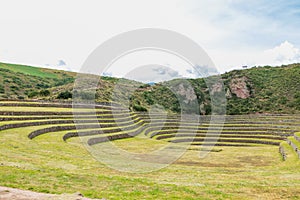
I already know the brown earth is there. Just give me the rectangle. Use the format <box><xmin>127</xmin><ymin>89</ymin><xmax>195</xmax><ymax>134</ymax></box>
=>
<box><xmin>0</xmin><ymin>186</ymin><xmax>105</xmax><ymax>200</ymax></box>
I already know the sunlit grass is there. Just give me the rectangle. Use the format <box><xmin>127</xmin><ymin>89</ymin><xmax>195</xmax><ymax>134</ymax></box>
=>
<box><xmin>1</xmin><ymin>125</ymin><xmax>300</xmax><ymax>199</ymax></box>
<box><xmin>0</xmin><ymin>103</ymin><xmax>300</xmax><ymax>199</ymax></box>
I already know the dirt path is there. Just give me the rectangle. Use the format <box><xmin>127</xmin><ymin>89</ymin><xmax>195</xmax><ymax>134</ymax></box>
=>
<box><xmin>0</xmin><ymin>186</ymin><xmax>104</xmax><ymax>200</ymax></box>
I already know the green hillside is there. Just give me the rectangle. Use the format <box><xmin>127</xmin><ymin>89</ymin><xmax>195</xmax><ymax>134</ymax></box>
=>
<box><xmin>223</xmin><ymin>64</ymin><xmax>300</xmax><ymax>114</ymax></box>
<box><xmin>129</xmin><ymin>64</ymin><xmax>300</xmax><ymax>115</ymax></box>
<box><xmin>0</xmin><ymin>63</ymin><xmax>60</xmax><ymax>79</ymax></box>
<box><xmin>0</xmin><ymin>62</ymin><xmax>75</xmax><ymax>99</ymax></box>
<box><xmin>0</xmin><ymin>62</ymin><xmax>299</xmax><ymax>114</ymax></box>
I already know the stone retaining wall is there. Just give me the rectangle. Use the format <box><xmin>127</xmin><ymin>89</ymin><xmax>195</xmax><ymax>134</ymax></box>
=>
<box><xmin>279</xmin><ymin>145</ymin><xmax>287</xmax><ymax>161</ymax></box>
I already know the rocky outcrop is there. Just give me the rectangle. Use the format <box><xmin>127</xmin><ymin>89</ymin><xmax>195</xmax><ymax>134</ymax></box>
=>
<box><xmin>176</xmin><ymin>83</ymin><xmax>197</xmax><ymax>104</ymax></box>
<box><xmin>211</xmin><ymin>82</ymin><xmax>223</xmax><ymax>94</ymax></box>
<box><xmin>229</xmin><ymin>76</ymin><xmax>251</xmax><ymax>99</ymax></box>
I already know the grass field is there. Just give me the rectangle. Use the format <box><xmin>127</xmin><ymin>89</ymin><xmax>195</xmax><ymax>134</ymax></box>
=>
<box><xmin>0</xmin><ymin>100</ymin><xmax>300</xmax><ymax>199</ymax></box>
<box><xmin>0</xmin><ymin>63</ymin><xmax>61</xmax><ymax>79</ymax></box>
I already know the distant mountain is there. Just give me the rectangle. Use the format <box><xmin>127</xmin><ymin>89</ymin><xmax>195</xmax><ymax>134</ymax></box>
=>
<box><xmin>0</xmin><ymin>62</ymin><xmax>299</xmax><ymax>115</ymax></box>
<box><xmin>147</xmin><ymin>82</ymin><xmax>156</xmax><ymax>86</ymax></box>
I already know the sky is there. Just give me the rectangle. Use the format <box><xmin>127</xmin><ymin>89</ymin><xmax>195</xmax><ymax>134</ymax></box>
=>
<box><xmin>0</xmin><ymin>0</ymin><xmax>300</xmax><ymax>82</ymax></box>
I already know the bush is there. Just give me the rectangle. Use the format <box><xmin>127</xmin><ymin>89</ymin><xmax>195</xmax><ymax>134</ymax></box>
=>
<box><xmin>54</xmin><ymin>77</ymin><xmax>74</xmax><ymax>86</ymax></box>
<box><xmin>39</xmin><ymin>89</ymin><xmax>50</xmax><ymax>96</ymax></box>
<box><xmin>28</xmin><ymin>91</ymin><xmax>39</xmax><ymax>98</ymax></box>
<box><xmin>0</xmin><ymin>85</ymin><xmax>4</xmax><ymax>93</ymax></box>
<box><xmin>73</xmin><ymin>90</ymin><xmax>95</xmax><ymax>100</ymax></box>
<box><xmin>57</xmin><ymin>91</ymin><xmax>72</xmax><ymax>99</ymax></box>
<box><xmin>10</xmin><ymin>85</ymin><xmax>19</xmax><ymax>91</ymax></box>
<box><xmin>133</xmin><ymin>104</ymin><xmax>147</xmax><ymax>112</ymax></box>
<box><xmin>294</xmin><ymin>92</ymin><xmax>300</xmax><ymax>99</ymax></box>
<box><xmin>143</xmin><ymin>92</ymin><xmax>154</xmax><ymax>105</ymax></box>
<box><xmin>36</xmin><ymin>83</ymin><xmax>50</xmax><ymax>89</ymax></box>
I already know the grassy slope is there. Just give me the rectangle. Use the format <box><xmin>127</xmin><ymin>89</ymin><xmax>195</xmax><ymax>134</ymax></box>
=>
<box><xmin>224</xmin><ymin>64</ymin><xmax>300</xmax><ymax>114</ymax></box>
<box><xmin>0</xmin><ymin>62</ymin><xmax>141</xmax><ymax>105</ymax></box>
<box><xmin>131</xmin><ymin>64</ymin><xmax>300</xmax><ymax>115</ymax></box>
<box><xmin>0</xmin><ymin>63</ymin><xmax>59</xmax><ymax>79</ymax></box>
<box><xmin>0</xmin><ymin>62</ymin><xmax>75</xmax><ymax>100</ymax></box>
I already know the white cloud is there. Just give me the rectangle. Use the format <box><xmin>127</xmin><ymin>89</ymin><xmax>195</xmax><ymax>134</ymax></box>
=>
<box><xmin>0</xmin><ymin>0</ymin><xmax>299</xmax><ymax>77</ymax></box>
<box><xmin>255</xmin><ymin>41</ymin><xmax>300</xmax><ymax>66</ymax></box>
<box><xmin>124</xmin><ymin>65</ymin><xmax>182</xmax><ymax>83</ymax></box>
<box><xmin>207</xmin><ymin>41</ymin><xmax>300</xmax><ymax>73</ymax></box>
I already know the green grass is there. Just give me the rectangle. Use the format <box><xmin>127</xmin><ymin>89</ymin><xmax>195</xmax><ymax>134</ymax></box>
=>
<box><xmin>1</xmin><ymin>126</ymin><xmax>300</xmax><ymax>199</ymax></box>
<box><xmin>280</xmin><ymin>141</ymin><xmax>299</xmax><ymax>163</ymax></box>
<box><xmin>0</xmin><ymin>103</ymin><xmax>300</xmax><ymax>199</ymax></box>
<box><xmin>288</xmin><ymin>137</ymin><xmax>300</xmax><ymax>149</ymax></box>
<box><xmin>0</xmin><ymin>62</ymin><xmax>59</xmax><ymax>79</ymax></box>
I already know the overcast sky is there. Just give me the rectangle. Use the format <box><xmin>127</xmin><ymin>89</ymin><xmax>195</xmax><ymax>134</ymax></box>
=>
<box><xmin>1</xmin><ymin>0</ymin><xmax>300</xmax><ymax>81</ymax></box>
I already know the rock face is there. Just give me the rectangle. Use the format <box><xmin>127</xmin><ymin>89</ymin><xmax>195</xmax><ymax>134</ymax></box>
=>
<box><xmin>229</xmin><ymin>76</ymin><xmax>251</xmax><ymax>99</ymax></box>
<box><xmin>176</xmin><ymin>83</ymin><xmax>197</xmax><ymax>103</ymax></box>
<box><xmin>211</xmin><ymin>82</ymin><xmax>223</xmax><ymax>95</ymax></box>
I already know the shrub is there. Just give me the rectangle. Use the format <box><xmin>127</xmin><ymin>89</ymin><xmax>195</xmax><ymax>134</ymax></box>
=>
<box><xmin>36</xmin><ymin>83</ymin><xmax>50</xmax><ymax>89</ymax></box>
<box><xmin>133</xmin><ymin>104</ymin><xmax>147</xmax><ymax>112</ymax></box>
<box><xmin>294</xmin><ymin>92</ymin><xmax>300</xmax><ymax>99</ymax></box>
<box><xmin>143</xmin><ymin>92</ymin><xmax>154</xmax><ymax>105</ymax></box>
<box><xmin>39</xmin><ymin>89</ymin><xmax>50</xmax><ymax>96</ymax></box>
<box><xmin>10</xmin><ymin>85</ymin><xmax>19</xmax><ymax>91</ymax></box>
<box><xmin>57</xmin><ymin>91</ymin><xmax>72</xmax><ymax>99</ymax></box>
<box><xmin>54</xmin><ymin>77</ymin><xmax>74</xmax><ymax>86</ymax></box>
<box><xmin>28</xmin><ymin>91</ymin><xmax>39</xmax><ymax>98</ymax></box>
<box><xmin>80</xmin><ymin>91</ymin><xmax>94</xmax><ymax>100</ymax></box>
<box><xmin>0</xmin><ymin>85</ymin><xmax>4</xmax><ymax>93</ymax></box>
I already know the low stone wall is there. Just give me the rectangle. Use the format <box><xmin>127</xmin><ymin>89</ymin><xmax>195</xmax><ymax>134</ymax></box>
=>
<box><xmin>286</xmin><ymin>138</ymin><xmax>300</xmax><ymax>159</ymax></box>
<box><xmin>0</xmin><ymin>99</ymin><xmax>123</xmax><ymax>108</ymax></box>
<box><xmin>0</xmin><ymin>113</ymin><xmax>139</xmax><ymax>122</ymax></box>
<box><xmin>0</xmin><ymin>120</ymin><xmax>74</xmax><ymax>131</ymax></box>
<box><xmin>170</xmin><ymin>138</ymin><xmax>280</xmax><ymax>146</ymax></box>
<box><xmin>0</xmin><ymin>116</ymin><xmax>72</xmax><ymax>121</ymax></box>
<box><xmin>294</xmin><ymin>133</ymin><xmax>300</xmax><ymax>143</ymax></box>
<box><xmin>191</xmin><ymin>143</ymin><xmax>251</xmax><ymax>147</ymax></box>
<box><xmin>0</xmin><ymin>102</ymin><xmax>112</xmax><ymax>110</ymax></box>
<box><xmin>30</xmin><ymin>119</ymin><xmax>145</xmax><ymax>140</ymax></box>
<box><xmin>145</xmin><ymin>127</ymin><xmax>292</xmax><ymax>138</ymax></box>
<box><xmin>29</xmin><ymin>125</ymin><xmax>77</xmax><ymax>139</ymax></box>
<box><xmin>0</xmin><ymin>110</ymin><xmax>129</xmax><ymax>117</ymax></box>
<box><xmin>0</xmin><ymin>111</ymin><xmax>73</xmax><ymax>116</ymax></box>
<box><xmin>87</xmin><ymin>126</ymin><xmax>146</xmax><ymax>145</ymax></box>
<box><xmin>148</xmin><ymin>129</ymin><xmax>291</xmax><ymax>139</ymax></box>
<box><xmin>279</xmin><ymin>145</ymin><xmax>287</xmax><ymax>161</ymax></box>
<box><xmin>0</xmin><ymin>119</ymin><xmax>116</xmax><ymax>131</ymax></box>
<box><xmin>0</xmin><ymin>115</ymin><xmax>144</xmax><ymax>132</ymax></box>
<box><xmin>155</xmin><ymin>133</ymin><xmax>285</xmax><ymax>141</ymax></box>
<box><xmin>28</xmin><ymin>124</ymin><xmax>111</xmax><ymax>139</ymax></box>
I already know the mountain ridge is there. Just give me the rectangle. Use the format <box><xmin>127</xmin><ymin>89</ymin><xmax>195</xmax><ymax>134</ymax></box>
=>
<box><xmin>0</xmin><ymin>62</ymin><xmax>299</xmax><ymax>115</ymax></box>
